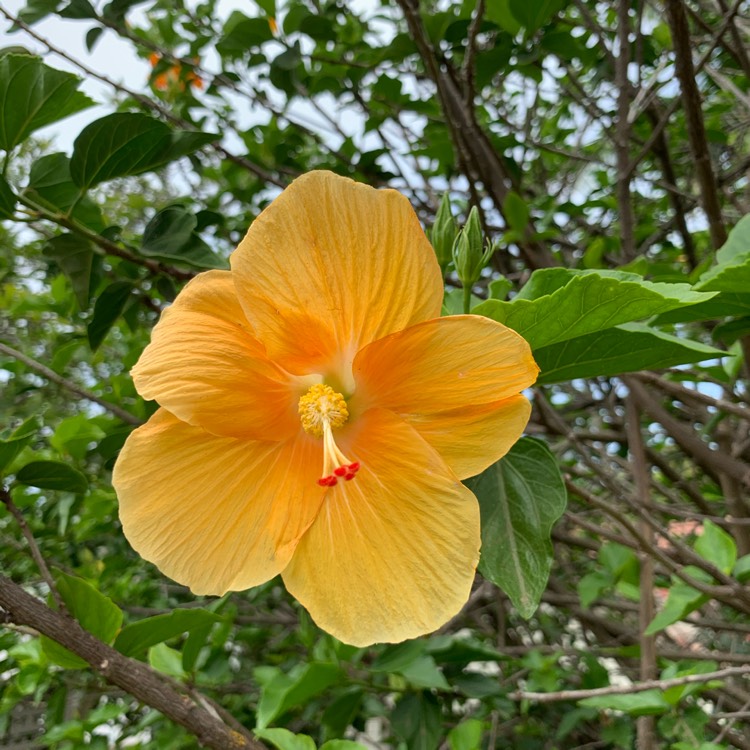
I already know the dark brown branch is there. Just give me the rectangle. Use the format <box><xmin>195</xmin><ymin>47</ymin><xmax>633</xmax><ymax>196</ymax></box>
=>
<box><xmin>664</xmin><ymin>0</ymin><xmax>727</xmax><ymax>248</ymax></box>
<box><xmin>615</xmin><ymin>0</ymin><xmax>635</xmax><ymax>260</ymax></box>
<box><xmin>395</xmin><ymin>0</ymin><xmax>554</xmax><ymax>269</ymax></box>
<box><xmin>0</xmin><ymin>574</ymin><xmax>264</xmax><ymax>750</ymax></box>
<box><xmin>627</xmin><ymin>379</ymin><xmax>750</xmax><ymax>488</ymax></box>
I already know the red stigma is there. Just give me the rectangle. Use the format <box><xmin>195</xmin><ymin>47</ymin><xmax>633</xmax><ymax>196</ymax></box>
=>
<box><xmin>318</xmin><ymin>462</ymin><xmax>361</xmax><ymax>487</ymax></box>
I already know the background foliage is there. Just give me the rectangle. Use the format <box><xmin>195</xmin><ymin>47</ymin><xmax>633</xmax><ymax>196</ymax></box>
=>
<box><xmin>2</xmin><ymin>0</ymin><xmax>750</xmax><ymax>748</ymax></box>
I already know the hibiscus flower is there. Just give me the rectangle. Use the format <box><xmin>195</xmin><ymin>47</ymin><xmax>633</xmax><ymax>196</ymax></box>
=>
<box><xmin>112</xmin><ymin>171</ymin><xmax>538</xmax><ymax>646</ymax></box>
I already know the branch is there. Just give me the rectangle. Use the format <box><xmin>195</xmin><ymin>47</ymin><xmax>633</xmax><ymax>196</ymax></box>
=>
<box><xmin>510</xmin><ymin>665</ymin><xmax>750</xmax><ymax>703</ymax></box>
<box><xmin>461</xmin><ymin>0</ymin><xmax>485</xmax><ymax>106</ymax></box>
<box><xmin>0</xmin><ymin>488</ymin><xmax>65</xmax><ymax>612</ymax></box>
<box><xmin>394</xmin><ymin>0</ymin><xmax>554</xmax><ymax>269</ymax></box>
<box><xmin>625</xmin><ymin>398</ymin><xmax>656</xmax><ymax>750</ymax></box>
<box><xmin>0</xmin><ymin>342</ymin><xmax>143</xmax><ymax>426</ymax></box>
<box><xmin>664</xmin><ymin>0</ymin><xmax>726</xmax><ymax>248</ymax></box>
<box><xmin>615</xmin><ymin>0</ymin><xmax>635</xmax><ymax>260</ymax></box>
<box><xmin>0</xmin><ymin>574</ymin><xmax>265</xmax><ymax>750</ymax></box>
<box><xmin>627</xmin><ymin>379</ymin><xmax>750</xmax><ymax>488</ymax></box>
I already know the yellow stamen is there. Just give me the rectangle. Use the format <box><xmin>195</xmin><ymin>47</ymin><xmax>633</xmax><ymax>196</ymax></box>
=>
<box><xmin>298</xmin><ymin>384</ymin><xmax>360</xmax><ymax>487</ymax></box>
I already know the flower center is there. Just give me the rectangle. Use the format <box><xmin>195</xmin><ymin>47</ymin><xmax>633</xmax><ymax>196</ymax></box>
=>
<box><xmin>298</xmin><ymin>384</ymin><xmax>360</xmax><ymax>487</ymax></box>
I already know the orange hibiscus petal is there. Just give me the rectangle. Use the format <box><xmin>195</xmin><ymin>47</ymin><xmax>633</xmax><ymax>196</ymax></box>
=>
<box><xmin>282</xmin><ymin>409</ymin><xmax>480</xmax><ymax>647</ymax></box>
<box><xmin>131</xmin><ymin>270</ymin><xmax>305</xmax><ymax>441</ymax></box>
<box><xmin>230</xmin><ymin>171</ymin><xmax>443</xmax><ymax>383</ymax></box>
<box><xmin>408</xmin><ymin>395</ymin><xmax>531</xmax><ymax>479</ymax></box>
<box><xmin>350</xmin><ymin>315</ymin><xmax>538</xmax><ymax>475</ymax></box>
<box><xmin>113</xmin><ymin>409</ymin><xmax>324</xmax><ymax>595</ymax></box>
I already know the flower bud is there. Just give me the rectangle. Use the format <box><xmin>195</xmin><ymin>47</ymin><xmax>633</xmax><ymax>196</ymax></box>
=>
<box><xmin>452</xmin><ymin>206</ymin><xmax>494</xmax><ymax>289</ymax></box>
<box><xmin>429</xmin><ymin>193</ymin><xmax>457</xmax><ymax>267</ymax></box>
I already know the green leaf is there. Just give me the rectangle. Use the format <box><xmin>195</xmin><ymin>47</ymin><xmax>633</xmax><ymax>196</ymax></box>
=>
<box><xmin>256</xmin><ymin>662</ymin><xmax>343</xmax><ymax>728</ymax></box>
<box><xmin>114</xmin><ymin>609</ymin><xmax>222</xmax><ymax>657</ymax></box>
<box><xmin>398</xmin><ymin>656</ymin><xmax>450</xmax><ymax>690</ymax></box>
<box><xmin>87</xmin><ymin>281</ymin><xmax>135</xmax><ymax>351</ymax></box>
<box><xmin>655</xmin><ymin>293</ymin><xmax>750</xmax><ymax>324</ymax></box>
<box><xmin>695</xmin><ymin>520</ymin><xmax>736</xmax><ymax>575</ymax></box>
<box><xmin>321</xmin><ymin>688</ymin><xmax>363</xmax><ymax>739</ymax></box>
<box><xmin>645</xmin><ymin>567</ymin><xmax>710</xmax><ymax>635</ymax></box>
<box><xmin>254</xmin><ymin>729</ymin><xmax>316</xmax><ymax>750</ymax></box>
<box><xmin>148</xmin><ymin>642</ymin><xmax>186</xmax><ymax>678</ymax></box>
<box><xmin>44</xmin><ymin>234</ymin><xmax>96</xmax><ymax>310</ymax></box>
<box><xmin>371</xmin><ymin>640</ymin><xmax>426</xmax><ymax>672</ymax></box>
<box><xmin>15</xmin><ymin>460</ymin><xmax>88</xmax><ymax>493</ymax></box>
<box><xmin>577</xmin><ymin>571</ymin><xmax>613</xmax><ymax>608</ymax></box>
<box><xmin>0</xmin><ymin>417</ymin><xmax>39</xmax><ymax>475</ymax></box>
<box><xmin>217</xmin><ymin>12</ymin><xmax>274</xmax><ymax>57</ymax></box>
<box><xmin>42</xmin><ymin>570</ymin><xmax>123</xmax><ymax>668</ymax></box>
<box><xmin>503</xmin><ymin>191</ymin><xmax>529</xmax><ymax>232</ymax></box>
<box><xmin>474</xmin><ymin>269</ymin><xmax>716</xmax><ymax>350</ymax></box>
<box><xmin>448</xmin><ymin>719</ymin><xmax>483</xmax><ymax>750</ymax></box>
<box><xmin>320</xmin><ymin>742</ymin><xmax>369</xmax><ymax>750</ymax></box>
<box><xmin>734</xmin><ymin>555</ymin><xmax>750</xmax><ymax>583</ymax></box>
<box><xmin>0</xmin><ymin>175</ymin><xmax>16</xmax><ymax>219</ymax></box>
<box><xmin>486</xmin><ymin>0</ymin><xmax>521</xmax><ymax>34</ymax></box>
<box><xmin>466</xmin><ymin>437</ymin><xmax>566</xmax><ymax>618</ymax></box>
<box><xmin>579</xmin><ymin>689</ymin><xmax>671</xmax><ymax>716</ymax></box>
<box><xmin>509</xmin><ymin>0</ymin><xmax>565</xmax><ymax>33</ymax></box>
<box><xmin>535</xmin><ymin>323</ymin><xmax>725</xmax><ymax>384</ymax></box>
<box><xmin>391</xmin><ymin>692</ymin><xmax>442</xmax><ymax>750</ymax></box>
<box><xmin>70</xmin><ymin>113</ymin><xmax>217</xmax><ymax>189</ymax></box>
<box><xmin>0</xmin><ymin>54</ymin><xmax>94</xmax><ymax>151</ymax></box>
<box><xmin>696</xmin><ymin>215</ymin><xmax>750</xmax><ymax>293</ymax></box>
<box><xmin>141</xmin><ymin>205</ymin><xmax>225</xmax><ymax>269</ymax></box>
<box><xmin>489</xmin><ymin>277</ymin><xmax>513</xmax><ymax>300</ymax></box>
<box><xmin>26</xmin><ymin>152</ymin><xmax>104</xmax><ymax>230</ymax></box>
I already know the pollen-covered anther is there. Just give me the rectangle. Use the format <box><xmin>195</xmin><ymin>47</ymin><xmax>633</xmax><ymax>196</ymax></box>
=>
<box><xmin>299</xmin><ymin>384</ymin><xmax>360</xmax><ymax>488</ymax></box>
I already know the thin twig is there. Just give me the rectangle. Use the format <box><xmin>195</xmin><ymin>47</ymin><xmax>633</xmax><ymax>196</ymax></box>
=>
<box><xmin>0</xmin><ymin>342</ymin><xmax>143</xmax><ymax>425</ymax></box>
<box><xmin>0</xmin><ymin>488</ymin><xmax>65</xmax><ymax>612</ymax></box>
<box><xmin>510</xmin><ymin>665</ymin><xmax>750</xmax><ymax>703</ymax></box>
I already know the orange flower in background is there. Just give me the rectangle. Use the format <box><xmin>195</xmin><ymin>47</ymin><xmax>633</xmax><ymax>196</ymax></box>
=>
<box><xmin>112</xmin><ymin>171</ymin><xmax>538</xmax><ymax>646</ymax></box>
<box><xmin>148</xmin><ymin>52</ymin><xmax>203</xmax><ymax>92</ymax></box>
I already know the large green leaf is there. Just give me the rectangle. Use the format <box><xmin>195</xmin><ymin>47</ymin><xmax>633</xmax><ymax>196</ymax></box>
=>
<box><xmin>474</xmin><ymin>269</ymin><xmax>715</xmax><ymax>350</ymax></box>
<box><xmin>42</xmin><ymin>570</ymin><xmax>123</xmax><ymax>668</ymax></box>
<box><xmin>654</xmin><ymin>292</ymin><xmax>750</xmax><ymax>324</ymax></box>
<box><xmin>696</xmin><ymin>214</ymin><xmax>750</xmax><ymax>293</ymax></box>
<box><xmin>141</xmin><ymin>205</ymin><xmax>225</xmax><ymax>268</ymax></box>
<box><xmin>70</xmin><ymin>113</ymin><xmax>217</xmax><ymax>189</ymax></box>
<box><xmin>0</xmin><ymin>54</ymin><xmax>94</xmax><ymax>151</ymax></box>
<box><xmin>113</xmin><ymin>609</ymin><xmax>223</xmax><ymax>657</ymax></box>
<box><xmin>44</xmin><ymin>234</ymin><xmax>96</xmax><ymax>310</ymax></box>
<box><xmin>15</xmin><ymin>460</ymin><xmax>88</xmax><ymax>493</ymax></box>
<box><xmin>465</xmin><ymin>438</ymin><xmax>566</xmax><ymax>618</ymax></box>
<box><xmin>535</xmin><ymin>323</ymin><xmax>725</xmax><ymax>384</ymax></box>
